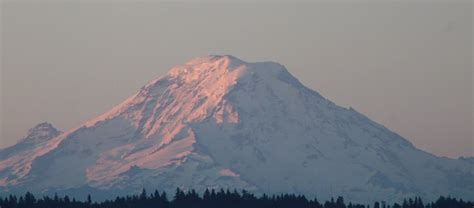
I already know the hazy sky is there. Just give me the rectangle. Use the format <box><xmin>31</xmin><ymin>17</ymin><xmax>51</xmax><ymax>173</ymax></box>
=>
<box><xmin>1</xmin><ymin>1</ymin><xmax>472</xmax><ymax>158</ymax></box>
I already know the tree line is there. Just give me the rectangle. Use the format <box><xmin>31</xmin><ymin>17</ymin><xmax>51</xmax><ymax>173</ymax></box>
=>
<box><xmin>0</xmin><ymin>188</ymin><xmax>472</xmax><ymax>208</ymax></box>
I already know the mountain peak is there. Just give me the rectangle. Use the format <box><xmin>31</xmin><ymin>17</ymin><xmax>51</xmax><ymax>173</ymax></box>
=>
<box><xmin>23</xmin><ymin>122</ymin><xmax>61</xmax><ymax>142</ymax></box>
<box><xmin>186</xmin><ymin>55</ymin><xmax>245</xmax><ymax>65</ymax></box>
<box><xmin>184</xmin><ymin>55</ymin><xmax>248</xmax><ymax>68</ymax></box>
<box><xmin>166</xmin><ymin>55</ymin><xmax>246</xmax><ymax>78</ymax></box>
<box><xmin>28</xmin><ymin>122</ymin><xmax>58</xmax><ymax>133</ymax></box>
<box><xmin>83</xmin><ymin>55</ymin><xmax>299</xmax><ymax>130</ymax></box>
<box><xmin>166</xmin><ymin>55</ymin><xmax>288</xmax><ymax>79</ymax></box>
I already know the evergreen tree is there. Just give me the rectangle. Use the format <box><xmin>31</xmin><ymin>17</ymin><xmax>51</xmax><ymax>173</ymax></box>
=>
<box><xmin>87</xmin><ymin>194</ymin><xmax>92</xmax><ymax>205</ymax></box>
<box><xmin>336</xmin><ymin>196</ymin><xmax>346</xmax><ymax>208</ymax></box>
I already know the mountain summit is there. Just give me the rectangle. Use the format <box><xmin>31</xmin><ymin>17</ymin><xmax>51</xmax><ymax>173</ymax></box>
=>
<box><xmin>23</xmin><ymin>122</ymin><xmax>61</xmax><ymax>142</ymax></box>
<box><xmin>0</xmin><ymin>55</ymin><xmax>472</xmax><ymax>202</ymax></box>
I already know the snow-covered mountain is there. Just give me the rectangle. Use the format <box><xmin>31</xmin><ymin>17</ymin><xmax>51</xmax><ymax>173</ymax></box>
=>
<box><xmin>0</xmin><ymin>55</ymin><xmax>472</xmax><ymax>203</ymax></box>
<box><xmin>0</xmin><ymin>122</ymin><xmax>61</xmax><ymax>186</ymax></box>
<box><xmin>1</xmin><ymin>122</ymin><xmax>61</xmax><ymax>157</ymax></box>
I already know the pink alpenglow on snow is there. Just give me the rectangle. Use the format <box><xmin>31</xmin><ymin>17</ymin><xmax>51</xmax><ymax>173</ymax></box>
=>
<box><xmin>0</xmin><ymin>55</ymin><xmax>472</xmax><ymax>203</ymax></box>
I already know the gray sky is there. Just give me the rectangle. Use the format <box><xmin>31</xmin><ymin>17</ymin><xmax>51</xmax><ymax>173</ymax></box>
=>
<box><xmin>1</xmin><ymin>1</ymin><xmax>472</xmax><ymax>158</ymax></box>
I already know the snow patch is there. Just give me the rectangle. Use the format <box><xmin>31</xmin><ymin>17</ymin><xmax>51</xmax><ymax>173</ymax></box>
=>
<box><xmin>219</xmin><ymin>169</ymin><xmax>240</xmax><ymax>177</ymax></box>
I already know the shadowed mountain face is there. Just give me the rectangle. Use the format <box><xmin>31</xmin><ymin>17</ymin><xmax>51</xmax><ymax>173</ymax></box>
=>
<box><xmin>1</xmin><ymin>122</ymin><xmax>61</xmax><ymax>161</ymax></box>
<box><xmin>0</xmin><ymin>55</ymin><xmax>472</xmax><ymax>203</ymax></box>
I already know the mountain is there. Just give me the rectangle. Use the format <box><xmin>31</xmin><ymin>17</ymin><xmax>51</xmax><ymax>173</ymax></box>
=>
<box><xmin>0</xmin><ymin>122</ymin><xmax>61</xmax><ymax>188</ymax></box>
<box><xmin>0</xmin><ymin>55</ymin><xmax>472</xmax><ymax>203</ymax></box>
<box><xmin>0</xmin><ymin>122</ymin><xmax>61</xmax><ymax>159</ymax></box>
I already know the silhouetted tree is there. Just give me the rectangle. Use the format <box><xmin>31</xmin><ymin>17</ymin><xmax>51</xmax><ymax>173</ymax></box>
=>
<box><xmin>0</xmin><ymin>190</ymin><xmax>472</xmax><ymax>208</ymax></box>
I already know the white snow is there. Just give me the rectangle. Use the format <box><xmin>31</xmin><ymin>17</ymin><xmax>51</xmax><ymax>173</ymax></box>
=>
<box><xmin>0</xmin><ymin>55</ymin><xmax>472</xmax><ymax>203</ymax></box>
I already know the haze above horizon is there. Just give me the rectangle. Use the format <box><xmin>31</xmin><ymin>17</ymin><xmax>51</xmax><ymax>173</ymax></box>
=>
<box><xmin>1</xmin><ymin>1</ymin><xmax>472</xmax><ymax>158</ymax></box>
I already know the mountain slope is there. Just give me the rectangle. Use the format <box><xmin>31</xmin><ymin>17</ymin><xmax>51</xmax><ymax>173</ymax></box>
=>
<box><xmin>0</xmin><ymin>55</ymin><xmax>472</xmax><ymax>203</ymax></box>
<box><xmin>0</xmin><ymin>122</ymin><xmax>61</xmax><ymax>187</ymax></box>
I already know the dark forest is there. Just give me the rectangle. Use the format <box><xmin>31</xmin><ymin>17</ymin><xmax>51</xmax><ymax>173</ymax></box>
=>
<box><xmin>0</xmin><ymin>188</ymin><xmax>472</xmax><ymax>208</ymax></box>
